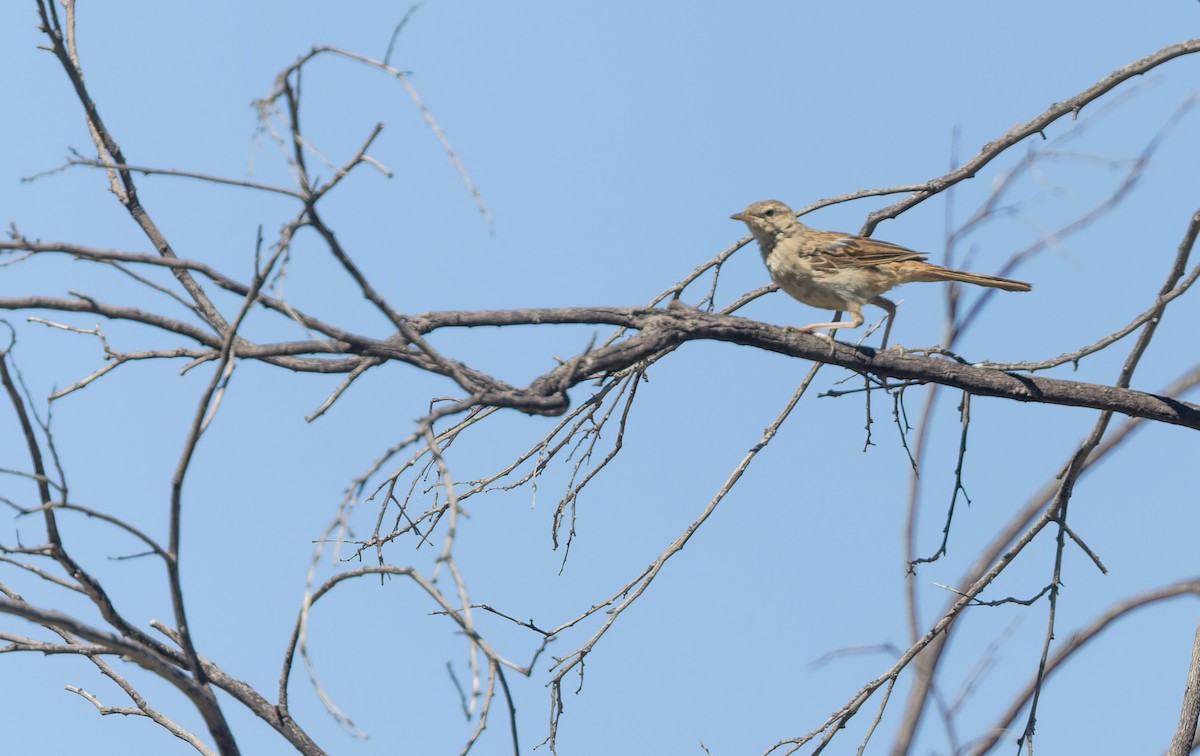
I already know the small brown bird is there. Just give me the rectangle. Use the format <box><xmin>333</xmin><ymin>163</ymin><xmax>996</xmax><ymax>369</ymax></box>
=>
<box><xmin>731</xmin><ymin>199</ymin><xmax>1032</xmax><ymax>347</ymax></box>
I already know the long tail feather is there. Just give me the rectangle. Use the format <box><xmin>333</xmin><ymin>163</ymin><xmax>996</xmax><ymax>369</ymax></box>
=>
<box><xmin>916</xmin><ymin>266</ymin><xmax>1032</xmax><ymax>292</ymax></box>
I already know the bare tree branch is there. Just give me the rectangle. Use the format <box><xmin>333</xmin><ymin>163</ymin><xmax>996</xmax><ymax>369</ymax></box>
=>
<box><xmin>859</xmin><ymin>38</ymin><xmax>1200</xmax><ymax>236</ymax></box>
<box><xmin>7</xmin><ymin>5</ymin><xmax>1200</xmax><ymax>754</ymax></box>
<box><xmin>1168</xmin><ymin>620</ymin><xmax>1200</xmax><ymax>756</ymax></box>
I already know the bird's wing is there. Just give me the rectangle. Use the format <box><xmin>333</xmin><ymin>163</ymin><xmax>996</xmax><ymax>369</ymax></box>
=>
<box><xmin>817</xmin><ymin>232</ymin><xmax>928</xmax><ymax>268</ymax></box>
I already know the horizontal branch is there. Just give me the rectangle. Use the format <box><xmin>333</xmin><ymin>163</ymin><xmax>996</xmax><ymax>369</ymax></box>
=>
<box><xmin>5</xmin><ymin>293</ymin><xmax>1198</xmax><ymax>429</ymax></box>
<box><xmin>402</xmin><ymin>304</ymin><xmax>1200</xmax><ymax>429</ymax></box>
<box><xmin>28</xmin><ymin>158</ymin><xmax>306</xmax><ymax>198</ymax></box>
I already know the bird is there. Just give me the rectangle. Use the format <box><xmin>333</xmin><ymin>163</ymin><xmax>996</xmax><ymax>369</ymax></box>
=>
<box><xmin>731</xmin><ymin>199</ymin><xmax>1032</xmax><ymax>348</ymax></box>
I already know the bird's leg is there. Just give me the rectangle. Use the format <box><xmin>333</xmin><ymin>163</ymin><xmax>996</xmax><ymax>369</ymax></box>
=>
<box><xmin>797</xmin><ymin>307</ymin><xmax>864</xmax><ymax>356</ymax></box>
<box><xmin>870</xmin><ymin>296</ymin><xmax>897</xmax><ymax>350</ymax></box>
<box><xmin>797</xmin><ymin>308</ymin><xmax>864</xmax><ymax>337</ymax></box>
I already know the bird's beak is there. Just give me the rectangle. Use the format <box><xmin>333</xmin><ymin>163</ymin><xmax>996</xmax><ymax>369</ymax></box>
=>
<box><xmin>730</xmin><ymin>212</ymin><xmax>748</xmax><ymax>222</ymax></box>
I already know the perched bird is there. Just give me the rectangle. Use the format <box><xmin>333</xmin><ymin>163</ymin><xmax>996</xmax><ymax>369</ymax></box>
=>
<box><xmin>731</xmin><ymin>199</ymin><xmax>1032</xmax><ymax>347</ymax></box>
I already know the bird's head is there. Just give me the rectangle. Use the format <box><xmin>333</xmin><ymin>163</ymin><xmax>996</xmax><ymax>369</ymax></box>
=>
<box><xmin>730</xmin><ymin>200</ymin><xmax>800</xmax><ymax>245</ymax></box>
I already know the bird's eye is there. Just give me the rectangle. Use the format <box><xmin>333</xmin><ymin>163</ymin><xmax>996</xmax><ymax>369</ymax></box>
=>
<box><xmin>763</xmin><ymin>208</ymin><xmax>776</xmax><ymax>217</ymax></box>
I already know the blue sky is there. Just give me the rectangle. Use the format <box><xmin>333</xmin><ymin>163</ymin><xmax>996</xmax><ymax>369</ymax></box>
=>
<box><xmin>2</xmin><ymin>2</ymin><xmax>1199</xmax><ymax>754</ymax></box>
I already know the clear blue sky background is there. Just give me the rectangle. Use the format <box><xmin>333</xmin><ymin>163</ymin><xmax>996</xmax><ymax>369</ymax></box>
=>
<box><xmin>2</xmin><ymin>2</ymin><xmax>1199</xmax><ymax>754</ymax></box>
